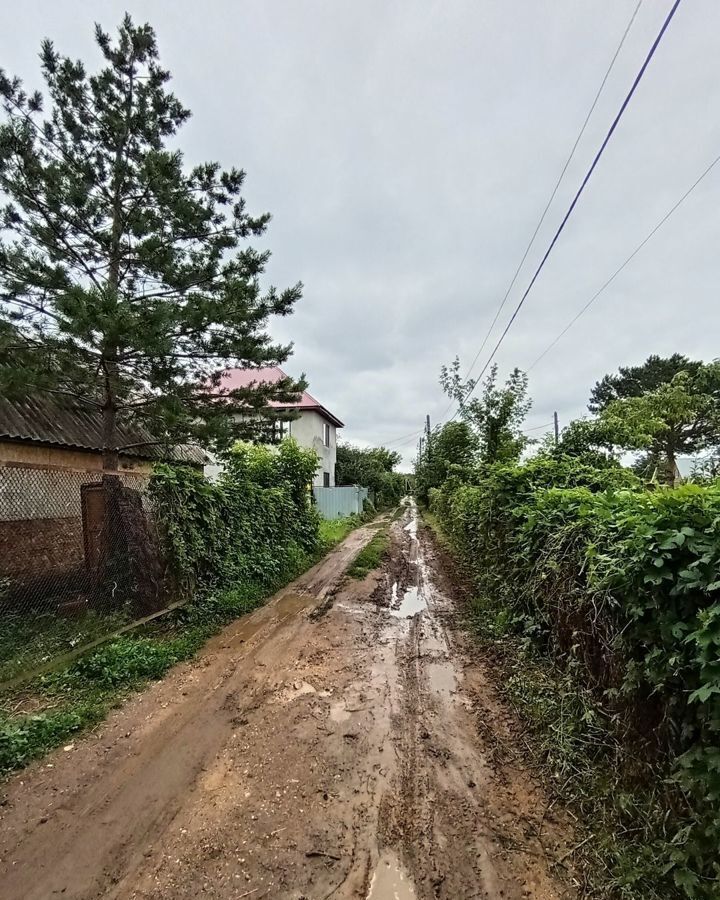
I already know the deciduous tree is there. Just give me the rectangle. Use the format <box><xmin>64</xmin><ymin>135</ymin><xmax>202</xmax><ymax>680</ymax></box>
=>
<box><xmin>598</xmin><ymin>365</ymin><xmax>720</xmax><ymax>484</ymax></box>
<box><xmin>440</xmin><ymin>358</ymin><xmax>531</xmax><ymax>465</ymax></box>
<box><xmin>415</xmin><ymin>421</ymin><xmax>477</xmax><ymax>504</ymax></box>
<box><xmin>589</xmin><ymin>354</ymin><xmax>702</xmax><ymax>414</ymax></box>
<box><xmin>335</xmin><ymin>443</ymin><xmax>406</xmax><ymax>507</ymax></box>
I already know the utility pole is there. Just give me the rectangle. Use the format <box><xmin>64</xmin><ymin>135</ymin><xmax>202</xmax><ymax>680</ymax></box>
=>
<box><xmin>553</xmin><ymin>411</ymin><xmax>559</xmax><ymax>446</ymax></box>
<box><xmin>425</xmin><ymin>414</ymin><xmax>431</xmax><ymax>462</ymax></box>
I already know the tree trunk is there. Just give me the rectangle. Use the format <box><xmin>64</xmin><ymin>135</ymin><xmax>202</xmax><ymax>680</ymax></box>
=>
<box><xmin>102</xmin><ymin>68</ymin><xmax>134</xmax><ymax>472</ymax></box>
<box><xmin>665</xmin><ymin>447</ymin><xmax>678</xmax><ymax>486</ymax></box>
<box><xmin>102</xmin><ymin>394</ymin><xmax>119</xmax><ymax>471</ymax></box>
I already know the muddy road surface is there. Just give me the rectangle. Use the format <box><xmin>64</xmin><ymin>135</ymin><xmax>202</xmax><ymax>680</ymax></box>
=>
<box><xmin>0</xmin><ymin>503</ymin><xmax>575</xmax><ymax>899</ymax></box>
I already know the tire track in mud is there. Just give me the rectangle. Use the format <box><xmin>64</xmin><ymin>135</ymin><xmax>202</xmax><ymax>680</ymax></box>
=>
<box><xmin>370</xmin><ymin>501</ymin><xmax>573</xmax><ymax>899</ymax></box>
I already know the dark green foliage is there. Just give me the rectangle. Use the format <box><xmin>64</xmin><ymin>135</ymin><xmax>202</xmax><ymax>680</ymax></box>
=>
<box><xmin>431</xmin><ymin>454</ymin><xmax>720</xmax><ymax>897</ymax></box>
<box><xmin>589</xmin><ymin>354</ymin><xmax>704</xmax><ymax>413</ymax></box>
<box><xmin>335</xmin><ymin>442</ymin><xmax>406</xmax><ymax>508</ymax></box>
<box><xmin>415</xmin><ymin>420</ymin><xmax>477</xmax><ymax>506</ymax></box>
<box><xmin>0</xmin><ymin>15</ymin><xmax>303</xmax><ymax>467</ymax></box>
<box><xmin>596</xmin><ymin>364</ymin><xmax>720</xmax><ymax>484</ymax></box>
<box><xmin>149</xmin><ymin>439</ymin><xmax>320</xmax><ymax>593</ymax></box>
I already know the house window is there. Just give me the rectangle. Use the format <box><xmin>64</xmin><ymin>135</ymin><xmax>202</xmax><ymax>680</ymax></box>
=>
<box><xmin>323</xmin><ymin>423</ymin><xmax>331</xmax><ymax>447</ymax></box>
<box><xmin>270</xmin><ymin>420</ymin><xmax>285</xmax><ymax>443</ymax></box>
<box><xmin>323</xmin><ymin>471</ymin><xmax>330</xmax><ymax>487</ymax></box>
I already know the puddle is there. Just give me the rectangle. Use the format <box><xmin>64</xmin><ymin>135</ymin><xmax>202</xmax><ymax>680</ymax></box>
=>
<box><xmin>390</xmin><ymin>583</ymin><xmax>427</xmax><ymax>619</ymax></box>
<box><xmin>367</xmin><ymin>849</ymin><xmax>417</xmax><ymax>899</ymax></box>
<box><xmin>403</xmin><ymin>517</ymin><xmax>418</xmax><ymax>539</ymax></box>
<box><xmin>226</xmin><ymin>617</ymin><xmax>265</xmax><ymax>648</ymax></box>
<box><xmin>274</xmin><ymin>592</ymin><xmax>313</xmax><ymax>617</ymax></box>
<box><xmin>226</xmin><ymin>592</ymin><xmax>313</xmax><ymax>650</ymax></box>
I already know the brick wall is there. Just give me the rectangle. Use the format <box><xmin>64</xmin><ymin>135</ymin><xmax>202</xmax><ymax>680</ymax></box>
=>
<box><xmin>0</xmin><ymin>516</ymin><xmax>85</xmax><ymax>581</ymax></box>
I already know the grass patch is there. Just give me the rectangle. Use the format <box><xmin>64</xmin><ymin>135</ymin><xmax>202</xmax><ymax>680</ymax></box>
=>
<box><xmin>0</xmin><ymin>608</ymin><xmax>132</xmax><ymax>685</ymax></box>
<box><xmin>317</xmin><ymin>515</ymin><xmax>361</xmax><ymax>551</ymax></box>
<box><xmin>347</xmin><ymin>527</ymin><xmax>390</xmax><ymax>579</ymax></box>
<box><xmin>0</xmin><ymin>520</ymin><xmax>366</xmax><ymax>778</ymax></box>
<box><xmin>468</xmin><ymin>595</ymin><xmax>674</xmax><ymax>898</ymax></box>
<box><xmin>0</xmin><ymin>580</ymin><xmax>274</xmax><ymax>775</ymax></box>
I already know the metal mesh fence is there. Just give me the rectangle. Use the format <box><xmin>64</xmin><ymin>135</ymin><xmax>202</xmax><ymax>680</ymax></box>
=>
<box><xmin>0</xmin><ymin>466</ymin><xmax>175</xmax><ymax>687</ymax></box>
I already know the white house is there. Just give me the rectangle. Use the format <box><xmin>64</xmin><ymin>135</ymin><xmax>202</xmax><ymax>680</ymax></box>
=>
<box><xmin>213</xmin><ymin>367</ymin><xmax>344</xmax><ymax>487</ymax></box>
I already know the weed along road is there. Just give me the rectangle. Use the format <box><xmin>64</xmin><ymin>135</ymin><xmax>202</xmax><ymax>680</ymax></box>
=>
<box><xmin>0</xmin><ymin>504</ymin><xmax>574</xmax><ymax>900</ymax></box>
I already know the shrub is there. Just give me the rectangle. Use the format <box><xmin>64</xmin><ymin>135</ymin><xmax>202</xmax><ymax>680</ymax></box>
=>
<box><xmin>149</xmin><ymin>438</ymin><xmax>320</xmax><ymax>594</ymax></box>
<box><xmin>433</xmin><ymin>453</ymin><xmax>720</xmax><ymax>896</ymax></box>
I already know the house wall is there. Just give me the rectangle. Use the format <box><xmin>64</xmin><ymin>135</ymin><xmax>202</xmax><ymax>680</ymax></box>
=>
<box><xmin>0</xmin><ymin>441</ymin><xmax>153</xmax><ymax>473</ymax></box>
<box><xmin>202</xmin><ymin>411</ymin><xmax>340</xmax><ymax>486</ymax></box>
<box><xmin>288</xmin><ymin>410</ymin><xmax>337</xmax><ymax>487</ymax></box>
<box><xmin>0</xmin><ymin>516</ymin><xmax>85</xmax><ymax>585</ymax></box>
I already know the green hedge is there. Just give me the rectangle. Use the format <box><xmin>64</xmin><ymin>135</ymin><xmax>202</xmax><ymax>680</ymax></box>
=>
<box><xmin>432</xmin><ymin>456</ymin><xmax>720</xmax><ymax>897</ymax></box>
<box><xmin>149</xmin><ymin>439</ymin><xmax>320</xmax><ymax>594</ymax></box>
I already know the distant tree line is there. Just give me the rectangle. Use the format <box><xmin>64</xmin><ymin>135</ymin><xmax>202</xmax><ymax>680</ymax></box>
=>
<box><xmin>336</xmin><ymin>443</ymin><xmax>408</xmax><ymax>509</ymax></box>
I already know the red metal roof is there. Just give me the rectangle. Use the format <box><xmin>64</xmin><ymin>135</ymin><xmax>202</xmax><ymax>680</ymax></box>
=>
<box><xmin>220</xmin><ymin>367</ymin><xmax>344</xmax><ymax>428</ymax></box>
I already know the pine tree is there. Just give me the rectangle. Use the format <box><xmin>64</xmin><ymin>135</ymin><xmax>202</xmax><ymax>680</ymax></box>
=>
<box><xmin>0</xmin><ymin>15</ymin><xmax>302</xmax><ymax>468</ymax></box>
<box><xmin>588</xmin><ymin>354</ymin><xmax>702</xmax><ymax>413</ymax></box>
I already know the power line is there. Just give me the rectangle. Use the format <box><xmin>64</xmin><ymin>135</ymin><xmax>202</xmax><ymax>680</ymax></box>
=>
<box><xmin>528</xmin><ymin>151</ymin><xmax>720</xmax><ymax>372</ymax></box>
<box><xmin>453</xmin><ymin>0</ymin><xmax>643</xmax><ymax>405</ymax></box>
<box><xmin>456</xmin><ymin>0</ymin><xmax>683</xmax><ymax>413</ymax></box>
<box><xmin>382</xmin><ymin>428</ymin><xmax>423</xmax><ymax>447</ymax></box>
<box><xmin>522</xmin><ymin>421</ymin><xmax>554</xmax><ymax>433</ymax></box>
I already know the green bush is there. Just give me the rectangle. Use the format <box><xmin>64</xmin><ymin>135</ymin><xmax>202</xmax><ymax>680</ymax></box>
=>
<box><xmin>434</xmin><ymin>454</ymin><xmax>720</xmax><ymax>897</ymax></box>
<box><xmin>150</xmin><ymin>438</ymin><xmax>320</xmax><ymax>593</ymax></box>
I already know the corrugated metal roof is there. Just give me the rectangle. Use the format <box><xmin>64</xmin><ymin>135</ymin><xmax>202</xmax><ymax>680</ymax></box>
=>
<box><xmin>0</xmin><ymin>394</ymin><xmax>206</xmax><ymax>465</ymax></box>
<box><xmin>219</xmin><ymin>367</ymin><xmax>345</xmax><ymax>428</ymax></box>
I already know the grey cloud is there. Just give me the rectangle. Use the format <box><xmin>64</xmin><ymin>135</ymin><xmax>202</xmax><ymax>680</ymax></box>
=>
<box><xmin>4</xmin><ymin>0</ymin><xmax>719</xmax><ymax>470</ymax></box>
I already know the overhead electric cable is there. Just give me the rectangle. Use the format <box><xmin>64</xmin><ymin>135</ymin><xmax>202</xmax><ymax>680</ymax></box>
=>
<box><xmin>382</xmin><ymin>428</ymin><xmax>424</xmax><ymax>446</ymax></box>
<box><xmin>455</xmin><ymin>0</ymin><xmax>643</xmax><ymax>400</ymax></box>
<box><xmin>454</xmin><ymin>0</ymin><xmax>683</xmax><ymax>415</ymax></box>
<box><xmin>522</xmin><ymin>421</ymin><xmax>554</xmax><ymax>433</ymax></box>
<box><xmin>437</xmin><ymin>0</ymin><xmax>643</xmax><ymax>423</ymax></box>
<box><xmin>527</xmin><ymin>152</ymin><xmax>720</xmax><ymax>372</ymax></box>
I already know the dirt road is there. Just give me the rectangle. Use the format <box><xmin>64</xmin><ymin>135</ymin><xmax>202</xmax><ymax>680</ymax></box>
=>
<box><xmin>0</xmin><ymin>503</ymin><xmax>574</xmax><ymax>899</ymax></box>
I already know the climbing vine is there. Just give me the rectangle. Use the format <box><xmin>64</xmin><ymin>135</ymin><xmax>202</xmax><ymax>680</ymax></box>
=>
<box><xmin>430</xmin><ymin>456</ymin><xmax>720</xmax><ymax>897</ymax></box>
<box><xmin>149</xmin><ymin>439</ymin><xmax>320</xmax><ymax>595</ymax></box>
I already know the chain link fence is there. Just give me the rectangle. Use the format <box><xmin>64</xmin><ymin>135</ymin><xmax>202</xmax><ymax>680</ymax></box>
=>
<box><xmin>0</xmin><ymin>466</ymin><xmax>176</xmax><ymax>687</ymax></box>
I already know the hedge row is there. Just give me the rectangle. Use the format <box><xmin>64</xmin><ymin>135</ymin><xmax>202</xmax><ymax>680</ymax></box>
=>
<box><xmin>431</xmin><ymin>456</ymin><xmax>720</xmax><ymax>897</ymax></box>
<box><xmin>149</xmin><ymin>439</ymin><xmax>321</xmax><ymax>595</ymax></box>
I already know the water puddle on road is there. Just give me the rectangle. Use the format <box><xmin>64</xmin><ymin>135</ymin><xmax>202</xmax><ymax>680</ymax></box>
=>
<box><xmin>403</xmin><ymin>516</ymin><xmax>418</xmax><ymax>539</ymax></box>
<box><xmin>226</xmin><ymin>592</ymin><xmax>314</xmax><ymax>650</ymax></box>
<box><xmin>273</xmin><ymin>591</ymin><xmax>314</xmax><ymax>617</ymax></box>
<box><xmin>389</xmin><ymin>582</ymin><xmax>427</xmax><ymax>619</ymax></box>
<box><xmin>367</xmin><ymin>849</ymin><xmax>417</xmax><ymax>900</ymax></box>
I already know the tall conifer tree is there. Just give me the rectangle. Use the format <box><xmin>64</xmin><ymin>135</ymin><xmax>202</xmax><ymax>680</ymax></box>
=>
<box><xmin>0</xmin><ymin>16</ymin><xmax>302</xmax><ymax>467</ymax></box>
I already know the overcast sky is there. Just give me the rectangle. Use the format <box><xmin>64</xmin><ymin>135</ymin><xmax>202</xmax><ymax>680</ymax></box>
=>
<box><xmin>4</xmin><ymin>1</ymin><xmax>719</xmax><ymax>469</ymax></box>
